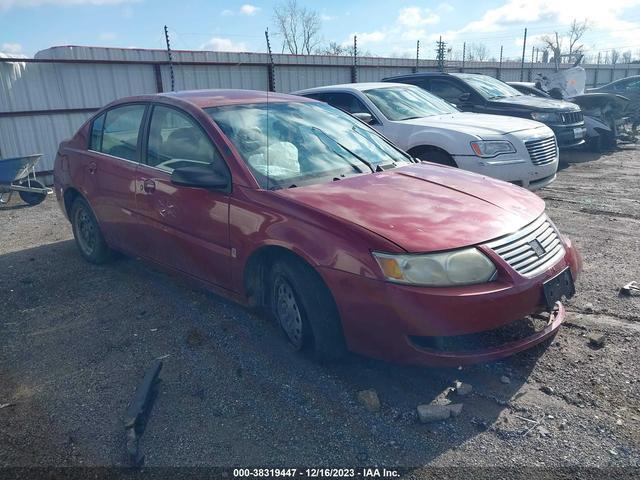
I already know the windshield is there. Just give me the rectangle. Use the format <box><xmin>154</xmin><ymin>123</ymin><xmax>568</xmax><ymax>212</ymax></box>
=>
<box><xmin>364</xmin><ymin>86</ymin><xmax>458</xmax><ymax>120</ymax></box>
<box><xmin>206</xmin><ymin>101</ymin><xmax>411</xmax><ymax>189</ymax></box>
<box><xmin>455</xmin><ymin>74</ymin><xmax>523</xmax><ymax>99</ymax></box>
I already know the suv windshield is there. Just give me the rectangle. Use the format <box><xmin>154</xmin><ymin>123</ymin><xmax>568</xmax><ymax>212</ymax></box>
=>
<box><xmin>454</xmin><ymin>74</ymin><xmax>522</xmax><ymax>99</ymax></box>
<box><xmin>364</xmin><ymin>86</ymin><xmax>458</xmax><ymax>120</ymax></box>
<box><xmin>206</xmin><ymin>101</ymin><xmax>411</xmax><ymax>189</ymax></box>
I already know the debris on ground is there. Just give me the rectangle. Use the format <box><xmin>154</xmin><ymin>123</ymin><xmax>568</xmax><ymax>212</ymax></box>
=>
<box><xmin>416</xmin><ymin>403</ymin><xmax>463</xmax><ymax>423</ymax></box>
<box><xmin>124</xmin><ymin>359</ymin><xmax>163</xmax><ymax>468</ymax></box>
<box><xmin>0</xmin><ymin>403</ymin><xmax>15</xmax><ymax>409</ymax></box>
<box><xmin>584</xmin><ymin>302</ymin><xmax>595</xmax><ymax>313</ymax></box>
<box><xmin>619</xmin><ymin>281</ymin><xmax>639</xmax><ymax>296</ymax></box>
<box><xmin>357</xmin><ymin>389</ymin><xmax>381</xmax><ymax>412</ymax></box>
<box><xmin>454</xmin><ymin>381</ymin><xmax>473</xmax><ymax>397</ymax></box>
<box><xmin>588</xmin><ymin>333</ymin><xmax>606</xmax><ymax>349</ymax></box>
<box><xmin>540</xmin><ymin>385</ymin><xmax>555</xmax><ymax>396</ymax></box>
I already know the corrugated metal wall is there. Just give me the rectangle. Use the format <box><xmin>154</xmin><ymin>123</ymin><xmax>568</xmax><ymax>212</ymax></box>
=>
<box><xmin>2</xmin><ymin>46</ymin><xmax>639</xmax><ymax>174</ymax></box>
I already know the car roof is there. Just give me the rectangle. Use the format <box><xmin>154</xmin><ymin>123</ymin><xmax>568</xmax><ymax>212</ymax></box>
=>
<box><xmin>109</xmin><ymin>89</ymin><xmax>313</xmax><ymax>110</ymax></box>
<box><xmin>295</xmin><ymin>82</ymin><xmax>416</xmax><ymax>94</ymax></box>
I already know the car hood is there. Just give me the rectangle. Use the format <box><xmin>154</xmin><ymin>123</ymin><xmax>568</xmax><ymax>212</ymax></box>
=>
<box><xmin>399</xmin><ymin>112</ymin><xmax>545</xmax><ymax>136</ymax></box>
<box><xmin>490</xmin><ymin>95</ymin><xmax>580</xmax><ymax>111</ymax></box>
<box><xmin>276</xmin><ymin>163</ymin><xmax>545</xmax><ymax>252</ymax></box>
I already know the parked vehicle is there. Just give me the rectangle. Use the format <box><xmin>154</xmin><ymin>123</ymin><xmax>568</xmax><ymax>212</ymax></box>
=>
<box><xmin>509</xmin><ymin>81</ymin><xmax>633</xmax><ymax>152</ymax></box>
<box><xmin>588</xmin><ymin>75</ymin><xmax>640</xmax><ymax>128</ymax></box>
<box><xmin>383</xmin><ymin>72</ymin><xmax>587</xmax><ymax>148</ymax></box>
<box><xmin>295</xmin><ymin>82</ymin><xmax>558</xmax><ymax>191</ymax></box>
<box><xmin>54</xmin><ymin>90</ymin><xmax>581</xmax><ymax>366</ymax></box>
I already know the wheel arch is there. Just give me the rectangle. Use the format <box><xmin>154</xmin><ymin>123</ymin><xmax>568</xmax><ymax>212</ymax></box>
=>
<box><xmin>407</xmin><ymin>144</ymin><xmax>457</xmax><ymax>166</ymax></box>
<box><xmin>242</xmin><ymin>244</ymin><xmax>331</xmax><ymax>309</ymax></box>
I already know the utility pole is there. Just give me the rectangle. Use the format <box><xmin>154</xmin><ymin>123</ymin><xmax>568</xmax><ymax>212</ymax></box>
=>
<box><xmin>414</xmin><ymin>40</ymin><xmax>420</xmax><ymax>73</ymax></box>
<box><xmin>461</xmin><ymin>42</ymin><xmax>466</xmax><ymax>72</ymax></box>
<box><xmin>435</xmin><ymin>36</ymin><xmax>447</xmax><ymax>72</ymax></box>
<box><xmin>164</xmin><ymin>25</ymin><xmax>175</xmax><ymax>91</ymax></box>
<box><xmin>352</xmin><ymin>35</ymin><xmax>358</xmax><ymax>82</ymax></box>
<box><xmin>264</xmin><ymin>28</ymin><xmax>275</xmax><ymax>92</ymax></box>
<box><xmin>520</xmin><ymin>27</ymin><xmax>527</xmax><ymax>81</ymax></box>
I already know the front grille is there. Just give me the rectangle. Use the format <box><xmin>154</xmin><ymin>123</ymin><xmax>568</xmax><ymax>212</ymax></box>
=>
<box><xmin>525</xmin><ymin>136</ymin><xmax>558</xmax><ymax>166</ymax></box>
<box><xmin>486</xmin><ymin>215</ymin><xmax>565</xmax><ymax>278</ymax></box>
<box><xmin>561</xmin><ymin>111</ymin><xmax>583</xmax><ymax>124</ymax></box>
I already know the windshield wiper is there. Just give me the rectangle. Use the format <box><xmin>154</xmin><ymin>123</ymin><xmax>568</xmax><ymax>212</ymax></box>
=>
<box><xmin>311</xmin><ymin>127</ymin><xmax>375</xmax><ymax>173</ymax></box>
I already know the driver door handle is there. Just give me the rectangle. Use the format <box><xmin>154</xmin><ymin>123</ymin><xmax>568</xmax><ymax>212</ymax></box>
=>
<box><xmin>143</xmin><ymin>179</ymin><xmax>156</xmax><ymax>193</ymax></box>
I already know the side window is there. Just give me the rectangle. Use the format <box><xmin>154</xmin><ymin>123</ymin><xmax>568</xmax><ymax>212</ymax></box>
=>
<box><xmin>89</xmin><ymin>113</ymin><xmax>105</xmax><ymax>151</ymax></box>
<box><xmin>325</xmin><ymin>93</ymin><xmax>372</xmax><ymax>116</ymax></box>
<box><xmin>624</xmin><ymin>79</ymin><xmax>640</xmax><ymax>91</ymax></box>
<box><xmin>430</xmin><ymin>79</ymin><xmax>466</xmax><ymax>102</ymax></box>
<box><xmin>99</xmin><ymin>104</ymin><xmax>146</xmax><ymax>161</ymax></box>
<box><xmin>147</xmin><ymin>105</ymin><xmax>225</xmax><ymax>174</ymax></box>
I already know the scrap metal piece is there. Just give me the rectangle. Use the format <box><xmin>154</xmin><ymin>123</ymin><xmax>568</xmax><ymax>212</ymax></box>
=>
<box><xmin>124</xmin><ymin>359</ymin><xmax>163</xmax><ymax>467</ymax></box>
<box><xmin>620</xmin><ymin>281</ymin><xmax>640</xmax><ymax>296</ymax></box>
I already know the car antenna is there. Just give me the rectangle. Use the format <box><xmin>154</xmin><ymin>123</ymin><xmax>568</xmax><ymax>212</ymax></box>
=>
<box><xmin>265</xmin><ymin>29</ymin><xmax>275</xmax><ymax>191</ymax></box>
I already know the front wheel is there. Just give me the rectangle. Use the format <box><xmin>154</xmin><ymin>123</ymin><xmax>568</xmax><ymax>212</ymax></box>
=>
<box><xmin>70</xmin><ymin>197</ymin><xmax>113</xmax><ymax>264</ymax></box>
<box><xmin>269</xmin><ymin>258</ymin><xmax>347</xmax><ymax>362</ymax></box>
<box><xmin>413</xmin><ymin>147</ymin><xmax>457</xmax><ymax>167</ymax></box>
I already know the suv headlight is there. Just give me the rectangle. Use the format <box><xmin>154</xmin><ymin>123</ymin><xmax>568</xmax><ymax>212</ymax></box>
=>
<box><xmin>470</xmin><ymin>140</ymin><xmax>516</xmax><ymax>158</ymax></box>
<box><xmin>372</xmin><ymin>248</ymin><xmax>497</xmax><ymax>287</ymax></box>
<box><xmin>531</xmin><ymin>111</ymin><xmax>562</xmax><ymax>123</ymax></box>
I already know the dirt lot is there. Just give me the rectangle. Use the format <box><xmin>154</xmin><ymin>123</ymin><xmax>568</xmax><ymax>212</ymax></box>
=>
<box><xmin>1</xmin><ymin>147</ymin><xmax>639</xmax><ymax>476</ymax></box>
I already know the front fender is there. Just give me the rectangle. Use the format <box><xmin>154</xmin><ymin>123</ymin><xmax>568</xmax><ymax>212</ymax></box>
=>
<box><xmin>405</xmin><ymin>129</ymin><xmax>476</xmax><ymax>156</ymax></box>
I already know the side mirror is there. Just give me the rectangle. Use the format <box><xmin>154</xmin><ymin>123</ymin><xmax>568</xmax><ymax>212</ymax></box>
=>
<box><xmin>170</xmin><ymin>164</ymin><xmax>230</xmax><ymax>191</ymax></box>
<box><xmin>458</xmin><ymin>92</ymin><xmax>472</xmax><ymax>103</ymax></box>
<box><xmin>352</xmin><ymin>112</ymin><xmax>375</xmax><ymax>124</ymax></box>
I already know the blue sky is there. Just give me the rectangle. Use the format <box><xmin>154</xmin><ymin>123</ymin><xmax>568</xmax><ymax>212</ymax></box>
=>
<box><xmin>2</xmin><ymin>0</ymin><xmax>640</xmax><ymax>60</ymax></box>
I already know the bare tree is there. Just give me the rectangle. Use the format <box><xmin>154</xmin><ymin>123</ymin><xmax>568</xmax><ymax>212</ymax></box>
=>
<box><xmin>318</xmin><ymin>41</ymin><xmax>370</xmax><ymax>56</ymax></box>
<box><xmin>567</xmin><ymin>19</ymin><xmax>589</xmax><ymax>60</ymax></box>
<box><xmin>273</xmin><ymin>0</ymin><xmax>321</xmax><ymax>55</ymax></box>
<box><xmin>622</xmin><ymin>50</ymin><xmax>633</xmax><ymax>63</ymax></box>
<box><xmin>540</xmin><ymin>19</ymin><xmax>589</xmax><ymax>69</ymax></box>
<box><xmin>467</xmin><ymin>43</ymin><xmax>488</xmax><ymax>61</ymax></box>
<box><xmin>610</xmin><ymin>49</ymin><xmax>620</xmax><ymax>65</ymax></box>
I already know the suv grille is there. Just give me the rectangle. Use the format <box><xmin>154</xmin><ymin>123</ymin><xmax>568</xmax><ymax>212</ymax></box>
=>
<box><xmin>561</xmin><ymin>111</ymin><xmax>583</xmax><ymax>124</ymax></box>
<box><xmin>525</xmin><ymin>136</ymin><xmax>558</xmax><ymax>166</ymax></box>
<box><xmin>486</xmin><ymin>215</ymin><xmax>565</xmax><ymax>278</ymax></box>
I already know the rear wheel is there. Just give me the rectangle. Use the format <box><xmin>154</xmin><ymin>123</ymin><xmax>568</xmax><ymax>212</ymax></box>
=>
<box><xmin>412</xmin><ymin>147</ymin><xmax>457</xmax><ymax>167</ymax></box>
<box><xmin>269</xmin><ymin>258</ymin><xmax>347</xmax><ymax>362</ymax></box>
<box><xmin>18</xmin><ymin>180</ymin><xmax>47</xmax><ymax>206</ymax></box>
<box><xmin>71</xmin><ymin>197</ymin><xmax>112</xmax><ymax>264</ymax></box>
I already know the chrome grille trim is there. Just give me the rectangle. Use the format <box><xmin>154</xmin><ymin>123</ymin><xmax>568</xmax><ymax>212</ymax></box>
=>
<box><xmin>486</xmin><ymin>215</ymin><xmax>565</xmax><ymax>279</ymax></box>
<box><xmin>525</xmin><ymin>136</ymin><xmax>558</xmax><ymax>166</ymax></box>
<box><xmin>561</xmin><ymin>111</ymin><xmax>583</xmax><ymax>124</ymax></box>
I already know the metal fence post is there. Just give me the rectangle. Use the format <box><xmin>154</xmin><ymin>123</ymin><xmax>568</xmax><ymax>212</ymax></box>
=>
<box><xmin>351</xmin><ymin>35</ymin><xmax>358</xmax><ymax>82</ymax></box>
<box><xmin>461</xmin><ymin>42</ymin><xmax>466</xmax><ymax>72</ymax></box>
<box><xmin>498</xmin><ymin>45</ymin><xmax>503</xmax><ymax>80</ymax></box>
<box><xmin>593</xmin><ymin>52</ymin><xmax>600</xmax><ymax>87</ymax></box>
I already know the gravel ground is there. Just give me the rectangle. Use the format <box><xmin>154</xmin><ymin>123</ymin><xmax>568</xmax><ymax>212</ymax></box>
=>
<box><xmin>1</xmin><ymin>147</ymin><xmax>639</xmax><ymax>476</ymax></box>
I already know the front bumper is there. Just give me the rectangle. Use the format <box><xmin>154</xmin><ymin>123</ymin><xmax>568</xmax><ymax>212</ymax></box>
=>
<box><xmin>320</xmin><ymin>237</ymin><xmax>581</xmax><ymax>366</ymax></box>
<box><xmin>550</xmin><ymin>123</ymin><xmax>586</xmax><ymax>148</ymax></box>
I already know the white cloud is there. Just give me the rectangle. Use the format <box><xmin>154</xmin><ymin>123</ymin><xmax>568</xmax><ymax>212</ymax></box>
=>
<box><xmin>221</xmin><ymin>9</ymin><xmax>233</xmax><ymax>16</ymax></box>
<box><xmin>343</xmin><ymin>6</ymin><xmax>442</xmax><ymax>46</ymax></box>
<box><xmin>239</xmin><ymin>4</ymin><xmax>259</xmax><ymax>15</ymax></box>
<box><xmin>99</xmin><ymin>32</ymin><xmax>117</xmax><ymax>41</ymax></box>
<box><xmin>1</xmin><ymin>42</ymin><xmax>22</xmax><ymax>54</ymax></box>
<box><xmin>321</xmin><ymin>13</ymin><xmax>334</xmax><ymax>21</ymax></box>
<box><xmin>200</xmin><ymin>37</ymin><xmax>248</xmax><ymax>52</ymax></box>
<box><xmin>0</xmin><ymin>0</ymin><xmax>136</xmax><ymax>8</ymax></box>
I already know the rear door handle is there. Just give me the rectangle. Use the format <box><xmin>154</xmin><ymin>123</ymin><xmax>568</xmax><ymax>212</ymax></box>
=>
<box><xmin>88</xmin><ymin>162</ymin><xmax>97</xmax><ymax>174</ymax></box>
<box><xmin>143</xmin><ymin>179</ymin><xmax>156</xmax><ymax>193</ymax></box>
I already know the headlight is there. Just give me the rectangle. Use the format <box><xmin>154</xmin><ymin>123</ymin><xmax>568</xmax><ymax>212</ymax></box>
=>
<box><xmin>531</xmin><ymin>111</ymin><xmax>562</xmax><ymax>123</ymax></box>
<box><xmin>470</xmin><ymin>140</ymin><xmax>516</xmax><ymax>158</ymax></box>
<box><xmin>372</xmin><ymin>248</ymin><xmax>497</xmax><ymax>287</ymax></box>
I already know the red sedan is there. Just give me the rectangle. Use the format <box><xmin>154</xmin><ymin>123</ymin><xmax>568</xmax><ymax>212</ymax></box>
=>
<box><xmin>54</xmin><ymin>89</ymin><xmax>581</xmax><ymax>366</ymax></box>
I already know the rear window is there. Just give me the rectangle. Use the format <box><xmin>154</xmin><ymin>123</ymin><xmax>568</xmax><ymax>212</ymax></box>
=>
<box><xmin>89</xmin><ymin>104</ymin><xmax>146</xmax><ymax>162</ymax></box>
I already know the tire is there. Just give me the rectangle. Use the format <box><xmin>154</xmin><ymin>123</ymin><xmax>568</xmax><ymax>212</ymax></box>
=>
<box><xmin>70</xmin><ymin>197</ymin><xmax>112</xmax><ymax>264</ymax></box>
<box><xmin>269</xmin><ymin>257</ymin><xmax>347</xmax><ymax>362</ymax></box>
<box><xmin>413</xmin><ymin>147</ymin><xmax>457</xmax><ymax>167</ymax></box>
<box><xmin>18</xmin><ymin>180</ymin><xmax>47</xmax><ymax>206</ymax></box>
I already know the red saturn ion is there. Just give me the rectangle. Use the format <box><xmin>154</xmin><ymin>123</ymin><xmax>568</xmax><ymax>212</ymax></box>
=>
<box><xmin>54</xmin><ymin>90</ymin><xmax>581</xmax><ymax>366</ymax></box>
